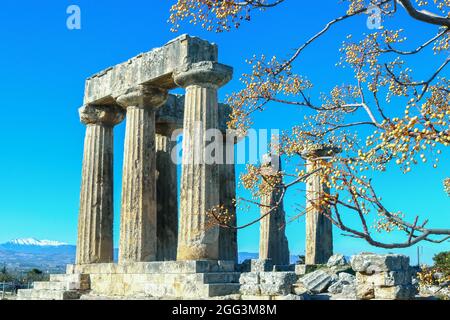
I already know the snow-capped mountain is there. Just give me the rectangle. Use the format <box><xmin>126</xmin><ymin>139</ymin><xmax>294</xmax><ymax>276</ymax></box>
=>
<box><xmin>0</xmin><ymin>238</ymin><xmax>75</xmax><ymax>253</ymax></box>
<box><xmin>6</xmin><ymin>238</ymin><xmax>68</xmax><ymax>247</ymax></box>
<box><xmin>0</xmin><ymin>238</ymin><xmax>76</xmax><ymax>272</ymax></box>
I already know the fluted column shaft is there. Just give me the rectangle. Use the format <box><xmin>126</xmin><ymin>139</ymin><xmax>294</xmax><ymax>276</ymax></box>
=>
<box><xmin>218</xmin><ymin>140</ymin><xmax>238</xmax><ymax>262</ymax></box>
<box><xmin>156</xmin><ymin>133</ymin><xmax>178</xmax><ymax>261</ymax></box>
<box><xmin>178</xmin><ymin>85</ymin><xmax>220</xmax><ymax>260</ymax></box>
<box><xmin>174</xmin><ymin>62</ymin><xmax>233</xmax><ymax>261</ymax></box>
<box><xmin>117</xmin><ymin>86</ymin><xmax>168</xmax><ymax>263</ymax></box>
<box><xmin>304</xmin><ymin>148</ymin><xmax>338</xmax><ymax>265</ymax></box>
<box><xmin>259</xmin><ymin>156</ymin><xmax>290</xmax><ymax>265</ymax></box>
<box><xmin>76</xmin><ymin>105</ymin><xmax>124</xmax><ymax>265</ymax></box>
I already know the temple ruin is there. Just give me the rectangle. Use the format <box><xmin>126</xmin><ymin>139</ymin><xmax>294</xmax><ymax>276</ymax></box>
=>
<box><xmin>17</xmin><ymin>35</ymin><xmax>339</xmax><ymax>300</ymax></box>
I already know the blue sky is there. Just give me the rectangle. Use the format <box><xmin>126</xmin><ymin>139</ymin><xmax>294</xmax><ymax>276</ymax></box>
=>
<box><xmin>0</xmin><ymin>1</ymin><xmax>448</xmax><ymax>264</ymax></box>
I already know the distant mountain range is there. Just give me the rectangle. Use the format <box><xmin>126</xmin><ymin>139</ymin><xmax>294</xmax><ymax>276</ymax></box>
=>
<box><xmin>6</xmin><ymin>238</ymin><xmax>68</xmax><ymax>247</ymax></box>
<box><xmin>0</xmin><ymin>238</ymin><xmax>76</xmax><ymax>273</ymax></box>
<box><xmin>0</xmin><ymin>238</ymin><xmax>300</xmax><ymax>273</ymax></box>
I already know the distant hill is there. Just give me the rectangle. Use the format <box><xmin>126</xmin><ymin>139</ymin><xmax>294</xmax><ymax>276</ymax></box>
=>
<box><xmin>0</xmin><ymin>238</ymin><xmax>301</xmax><ymax>272</ymax></box>
<box><xmin>5</xmin><ymin>238</ymin><xmax>68</xmax><ymax>247</ymax></box>
<box><xmin>0</xmin><ymin>238</ymin><xmax>76</xmax><ymax>273</ymax></box>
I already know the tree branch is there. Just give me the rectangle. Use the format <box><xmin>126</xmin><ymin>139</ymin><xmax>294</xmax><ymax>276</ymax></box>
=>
<box><xmin>397</xmin><ymin>0</ymin><xmax>450</xmax><ymax>28</ymax></box>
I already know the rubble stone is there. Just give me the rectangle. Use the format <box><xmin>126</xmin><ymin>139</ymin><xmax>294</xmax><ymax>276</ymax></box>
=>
<box><xmin>299</xmin><ymin>270</ymin><xmax>333</xmax><ymax>294</ymax></box>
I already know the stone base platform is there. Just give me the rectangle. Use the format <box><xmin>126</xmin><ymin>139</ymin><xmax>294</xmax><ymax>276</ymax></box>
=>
<box><xmin>18</xmin><ymin>261</ymin><xmax>240</xmax><ymax>300</ymax></box>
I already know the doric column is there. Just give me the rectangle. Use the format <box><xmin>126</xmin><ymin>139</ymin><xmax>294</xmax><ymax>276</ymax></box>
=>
<box><xmin>303</xmin><ymin>146</ymin><xmax>339</xmax><ymax>265</ymax></box>
<box><xmin>116</xmin><ymin>85</ymin><xmax>168</xmax><ymax>263</ymax></box>
<box><xmin>155</xmin><ymin>129</ymin><xmax>178</xmax><ymax>261</ymax></box>
<box><xmin>174</xmin><ymin>62</ymin><xmax>233</xmax><ymax>261</ymax></box>
<box><xmin>76</xmin><ymin>105</ymin><xmax>125</xmax><ymax>265</ymax></box>
<box><xmin>155</xmin><ymin>95</ymin><xmax>183</xmax><ymax>261</ymax></box>
<box><xmin>218</xmin><ymin>150</ymin><xmax>238</xmax><ymax>262</ymax></box>
<box><xmin>259</xmin><ymin>155</ymin><xmax>290</xmax><ymax>266</ymax></box>
<box><xmin>218</xmin><ymin>105</ymin><xmax>238</xmax><ymax>262</ymax></box>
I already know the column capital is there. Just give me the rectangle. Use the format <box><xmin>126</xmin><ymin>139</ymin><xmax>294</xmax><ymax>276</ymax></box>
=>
<box><xmin>173</xmin><ymin>61</ymin><xmax>233</xmax><ymax>88</ymax></box>
<box><xmin>301</xmin><ymin>145</ymin><xmax>341</xmax><ymax>160</ymax></box>
<box><xmin>116</xmin><ymin>85</ymin><xmax>168</xmax><ymax>109</ymax></box>
<box><xmin>79</xmin><ymin>105</ymin><xmax>125</xmax><ymax>126</ymax></box>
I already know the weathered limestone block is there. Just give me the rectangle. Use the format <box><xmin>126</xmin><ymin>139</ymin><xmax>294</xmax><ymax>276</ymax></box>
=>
<box><xmin>144</xmin><ymin>282</ymin><xmax>173</xmax><ymax>298</ymax></box>
<box><xmin>76</xmin><ymin>105</ymin><xmax>125</xmax><ymax>265</ymax></box>
<box><xmin>240</xmin><ymin>271</ymin><xmax>298</xmax><ymax>297</ymax></box>
<box><xmin>117</xmin><ymin>85</ymin><xmax>168</xmax><ymax>263</ymax></box>
<box><xmin>251</xmin><ymin>259</ymin><xmax>274</xmax><ymax>272</ymax></box>
<box><xmin>328</xmin><ymin>273</ymin><xmax>355</xmax><ymax>294</ymax></box>
<box><xmin>339</xmin><ymin>283</ymin><xmax>357</xmax><ymax>299</ymax></box>
<box><xmin>240</xmin><ymin>284</ymin><xmax>261</xmax><ymax>296</ymax></box>
<box><xmin>327</xmin><ymin>254</ymin><xmax>348</xmax><ymax>268</ymax></box>
<box><xmin>302</xmin><ymin>146</ymin><xmax>340</xmax><ymax>265</ymax></box>
<box><xmin>339</xmin><ymin>272</ymin><xmax>356</xmax><ymax>283</ymax></box>
<box><xmin>374</xmin><ymin>285</ymin><xmax>417</xmax><ymax>300</ymax></box>
<box><xmin>356</xmin><ymin>282</ymin><xmax>375</xmax><ymax>300</ymax></box>
<box><xmin>353</xmin><ymin>254</ymin><xmax>413</xmax><ymax>300</ymax></box>
<box><xmin>17</xmin><ymin>289</ymin><xmax>82</xmax><ymax>300</ymax></box>
<box><xmin>84</xmin><ymin>35</ymin><xmax>218</xmax><ymax>105</ymax></box>
<box><xmin>175</xmin><ymin>61</ymin><xmax>233</xmax><ymax>261</ymax></box>
<box><xmin>259</xmin><ymin>272</ymin><xmax>298</xmax><ymax>296</ymax></box>
<box><xmin>299</xmin><ymin>270</ymin><xmax>333</xmax><ymax>294</ymax></box>
<box><xmin>49</xmin><ymin>274</ymin><xmax>91</xmax><ymax>291</ymax></box>
<box><xmin>357</xmin><ymin>271</ymin><xmax>411</xmax><ymax>287</ymax></box>
<box><xmin>259</xmin><ymin>155</ymin><xmax>290</xmax><ymax>266</ymax></box>
<box><xmin>351</xmin><ymin>253</ymin><xmax>410</xmax><ymax>273</ymax></box>
<box><xmin>328</xmin><ymin>281</ymin><xmax>345</xmax><ymax>294</ymax></box>
<box><xmin>202</xmin><ymin>272</ymin><xmax>240</xmax><ymax>284</ymax></box>
<box><xmin>239</xmin><ymin>272</ymin><xmax>260</xmax><ymax>285</ymax></box>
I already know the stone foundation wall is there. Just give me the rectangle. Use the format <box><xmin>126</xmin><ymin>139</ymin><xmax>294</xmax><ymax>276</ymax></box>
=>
<box><xmin>18</xmin><ymin>254</ymin><xmax>420</xmax><ymax>300</ymax></box>
<box><xmin>67</xmin><ymin>261</ymin><xmax>238</xmax><ymax>299</ymax></box>
<box><xmin>351</xmin><ymin>253</ymin><xmax>416</xmax><ymax>300</ymax></box>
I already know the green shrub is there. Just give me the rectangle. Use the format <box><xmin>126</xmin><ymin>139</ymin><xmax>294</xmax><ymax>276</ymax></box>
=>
<box><xmin>433</xmin><ymin>251</ymin><xmax>450</xmax><ymax>274</ymax></box>
<box><xmin>0</xmin><ymin>266</ymin><xmax>13</xmax><ymax>283</ymax></box>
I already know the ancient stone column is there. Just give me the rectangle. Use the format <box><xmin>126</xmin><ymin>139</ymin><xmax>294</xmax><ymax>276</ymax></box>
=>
<box><xmin>155</xmin><ymin>130</ymin><xmax>178</xmax><ymax>261</ymax></box>
<box><xmin>259</xmin><ymin>155</ymin><xmax>290</xmax><ymax>266</ymax></box>
<box><xmin>174</xmin><ymin>61</ymin><xmax>233</xmax><ymax>261</ymax></box>
<box><xmin>303</xmin><ymin>146</ymin><xmax>339</xmax><ymax>265</ymax></box>
<box><xmin>154</xmin><ymin>95</ymin><xmax>183</xmax><ymax>261</ymax></box>
<box><xmin>76</xmin><ymin>104</ymin><xmax>125</xmax><ymax>265</ymax></box>
<box><xmin>218</xmin><ymin>140</ymin><xmax>238</xmax><ymax>262</ymax></box>
<box><xmin>116</xmin><ymin>85</ymin><xmax>168</xmax><ymax>263</ymax></box>
<box><xmin>218</xmin><ymin>105</ymin><xmax>238</xmax><ymax>262</ymax></box>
